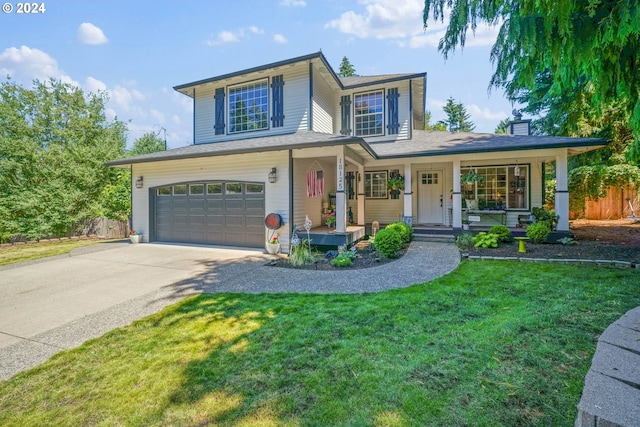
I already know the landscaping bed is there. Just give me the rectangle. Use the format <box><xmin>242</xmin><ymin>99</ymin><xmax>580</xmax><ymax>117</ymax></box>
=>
<box><xmin>267</xmin><ymin>240</ymin><xmax>408</xmax><ymax>270</ymax></box>
<box><xmin>463</xmin><ymin>219</ymin><xmax>640</xmax><ymax>264</ymax></box>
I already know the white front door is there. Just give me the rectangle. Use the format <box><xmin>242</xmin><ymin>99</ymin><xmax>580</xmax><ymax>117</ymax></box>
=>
<box><xmin>418</xmin><ymin>170</ymin><xmax>444</xmax><ymax>224</ymax></box>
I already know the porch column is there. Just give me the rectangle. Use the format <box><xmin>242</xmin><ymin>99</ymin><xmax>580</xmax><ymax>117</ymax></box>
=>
<box><xmin>336</xmin><ymin>150</ymin><xmax>346</xmax><ymax>233</ymax></box>
<box><xmin>452</xmin><ymin>159</ymin><xmax>462</xmax><ymax>228</ymax></box>
<box><xmin>555</xmin><ymin>150</ymin><xmax>570</xmax><ymax>232</ymax></box>
<box><xmin>357</xmin><ymin>164</ymin><xmax>365</xmax><ymax>225</ymax></box>
<box><xmin>403</xmin><ymin>163</ymin><xmax>413</xmax><ymax>225</ymax></box>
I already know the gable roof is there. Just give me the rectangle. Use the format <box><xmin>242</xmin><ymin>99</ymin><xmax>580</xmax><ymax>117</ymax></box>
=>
<box><xmin>173</xmin><ymin>51</ymin><xmax>426</xmax><ymax>97</ymax></box>
<box><xmin>108</xmin><ymin>130</ymin><xmax>606</xmax><ymax>167</ymax></box>
<box><xmin>340</xmin><ymin>74</ymin><xmax>426</xmax><ymax>89</ymax></box>
<box><xmin>107</xmin><ymin>131</ymin><xmax>375</xmax><ymax>166</ymax></box>
<box><xmin>371</xmin><ymin>130</ymin><xmax>606</xmax><ymax>158</ymax></box>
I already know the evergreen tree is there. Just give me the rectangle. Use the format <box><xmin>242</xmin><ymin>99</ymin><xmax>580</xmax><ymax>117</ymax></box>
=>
<box><xmin>423</xmin><ymin>0</ymin><xmax>640</xmax><ymax>153</ymax></box>
<box><xmin>338</xmin><ymin>56</ymin><xmax>357</xmax><ymax>77</ymax></box>
<box><xmin>437</xmin><ymin>97</ymin><xmax>475</xmax><ymax>132</ymax></box>
<box><xmin>495</xmin><ymin>118</ymin><xmax>510</xmax><ymax>134</ymax></box>
<box><xmin>424</xmin><ymin>110</ymin><xmax>447</xmax><ymax>131</ymax></box>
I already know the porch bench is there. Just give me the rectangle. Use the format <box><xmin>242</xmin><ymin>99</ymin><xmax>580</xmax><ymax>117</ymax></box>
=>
<box><xmin>465</xmin><ymin>209</ymin><xmax>507</xmax><ymax>226</ymax></box>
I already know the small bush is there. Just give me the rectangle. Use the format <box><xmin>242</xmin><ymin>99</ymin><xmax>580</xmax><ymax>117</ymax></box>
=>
<box><xmin>488</xmin><ymin>225</ymin><xmax>512</xmax><ymax>242</ymax></box>
<box><xmin>532</xmin><ymin>207</ymin><xmax>559</xmax><ymax>230</ymax></box>
<box><xmin>472</xmin><ymin>232</ymin><xmax>499</xmax><ymax>248</ymax></box>
<box><xmin>386</xmin><ymin>222</ymin><xmax>413</xmax><ymax>243</ymax></box>
<box><xmin>289</xmin><ymin>239</ymin><xmax>317</xmax><ymax>266</ymax></box>
<box><xmin>331</xmin><ymin>253</ymin><xmax>354</xmax><ymax>267</ymax></box>
<box><xmin>455</xmin><ymin>231</ymin><xmax>474</xmax><ymax>249</ymax></box>
<box><xmin>374</xmin><ymin>227</ymin><xmax>403</xmax><ymax>258</ymax></box>
<box><xmin>526</xmin><ymin>222</ymin><xmax>551</xmax><ymax>244</ymax></box>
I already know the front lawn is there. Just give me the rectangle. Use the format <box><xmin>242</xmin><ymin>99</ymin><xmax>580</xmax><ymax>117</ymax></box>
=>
<box><xmin>1</xmin><ymin>261</ymin><xmax>637</xmax><ymax>426</ymax></box>
<box><xmin>0</xmin><ymin>239</ymin><xmax>107</xmax><ymax>266</ymax></box>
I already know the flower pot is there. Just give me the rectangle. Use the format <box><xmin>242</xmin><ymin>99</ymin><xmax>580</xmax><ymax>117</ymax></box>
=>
<box><xmin>130</xmin><ymin>235</ymin><xmax>141</xmax><ymax>244</ymax></box>
<box><xmin>462</xmin><ymin>224</ymin><xmax>469</xmax><ymax>231</ymax></box>
<box><xmin>266</xmin><ymin>243</ymin><xmax>280</xmax><ymax>254</ymax></box>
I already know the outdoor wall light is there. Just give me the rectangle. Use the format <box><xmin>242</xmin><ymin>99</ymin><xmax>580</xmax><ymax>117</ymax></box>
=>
<box><xmin>268</xmin><ymin>167</ymin><xmax>277</xmax><ymax>183</ymax></box>
<box><xmin>135</xmin><ymin>176</ymin><xmax>144</xmax><ymax>188</ymax></box>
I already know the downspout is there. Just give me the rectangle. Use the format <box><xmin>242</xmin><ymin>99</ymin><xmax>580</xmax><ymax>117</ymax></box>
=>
<box><xmin>192</xmin><ymin>88</ymin><xmax>196</xmax><ymax>144</ymax></box>
<box><xmin>308</xmin><ymin>62</ymin><xmax>313</xmax><ymax>130</ymax></box>
<box><xmin>289</xmin><ymin>149</ymin><xmax>294</xmax><ymax>253</ymax></box>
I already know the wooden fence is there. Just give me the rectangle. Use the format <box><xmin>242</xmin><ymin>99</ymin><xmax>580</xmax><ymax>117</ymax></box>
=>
<box><xmin>77</xmin><ymin>217</ymin><xmax>129</xmax><ymax>238</ymax></box>
<box><xmin>570</xmin><ymin>186</ymin><xmax>639</xmax><ymax>220</ymax></box>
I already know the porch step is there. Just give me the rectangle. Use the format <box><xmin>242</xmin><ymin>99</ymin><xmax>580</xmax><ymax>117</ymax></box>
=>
<box><xmin>412</xmin><ymin>234</ymin><xmax>456</xmax><ymax>243</ymax></box>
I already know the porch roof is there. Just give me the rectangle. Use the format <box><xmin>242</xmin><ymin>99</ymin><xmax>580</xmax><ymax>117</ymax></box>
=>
<box><xmin>370</xmin><ymin>130</ymin><xmax>606</xmax><ymax>159</ymax></box>
<box><xmin>106</xmin><ymin>131</ymin><xmax>376</xmax><ymax>167</ymax></box>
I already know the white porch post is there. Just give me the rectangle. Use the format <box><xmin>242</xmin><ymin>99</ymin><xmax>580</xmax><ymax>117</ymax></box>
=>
<box><xmin>403</xmin><ymin>163</ymin><xmax>413</xmax><ymax>225</ymax></box>
<box><xmin>452</xmin><ymin>159</ymin><xmax>462</xmax><ymax>228</ymax></box>
<box><xmin>336</xmin><ymin>150</ymin><xmax>346</xmax><ymax>233</ymax></box>
<box><xmin>555</xmin><ymin>149</ymin><xmax>570</xmax><ymax>232</ymax></box>
<box><xmin>357</xmin><ymin>164</ymin><xmax>365</xmax><ymax>225</ymax></box>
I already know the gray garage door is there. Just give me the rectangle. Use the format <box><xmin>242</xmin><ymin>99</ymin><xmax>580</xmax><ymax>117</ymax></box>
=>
<box><xmin>154</xmin><ymin>182</ymin><xmax>265</xmax><ymax>247</ymax></box>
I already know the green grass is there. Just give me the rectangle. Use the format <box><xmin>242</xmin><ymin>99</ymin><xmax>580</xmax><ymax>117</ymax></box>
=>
<box><xmin>1</xmin><ymin>261</ymin><xmax>638</xmax><ymax>426</ymax></box>
<box><xmin>0</xmin><ymin>240</ymin><xmax>106</xmax><ymax>266</ymax></box>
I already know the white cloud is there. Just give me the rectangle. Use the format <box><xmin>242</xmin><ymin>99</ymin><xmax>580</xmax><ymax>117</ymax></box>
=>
<box><xmin>206</xmin><ymin>27</ymin><xmax>266</xmax><ymax>46</ymax></box>
<box><xmin>85</xmin><ymin>76</ymin><xmax>107</xmax><ymax>93</ymax></box>
<box><xmin>280</xmin><ymin>0</ymin><xmax>306</xmax><ymax>6</ymax></box>
<box><xmin>467</xmin><ymin>104</ymin><xmax>508</xmax><ymax>121</ymax></box>
<box><xmin>0</xmin><ymin>45</ymin><xmax>76</xmax><ymax>85</ymax></box>
<box><xmin>273</xmin><ymin>34</ymin><xmax>288</xmax><ymax>44</ymax></box>
<box><xmin>77</xmin><ymin>23</ymin><xmax>109</xmax><ymax>45</ymax></box>
<box><xmin>248</xmin><ymin>26</ymin><xmax>264</xmax><ymax>35</ymax></box>
<box><xmin>326</xmin><ymin>0</ymin><xmax>498</xmax><ymax>49</ymax></box>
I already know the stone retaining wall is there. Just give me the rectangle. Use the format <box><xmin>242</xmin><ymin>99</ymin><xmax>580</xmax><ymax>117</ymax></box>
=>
<box><xmin>574</xmin><ymin>307</ymin><xmax>640</xmax><ymax>427</ymax></box>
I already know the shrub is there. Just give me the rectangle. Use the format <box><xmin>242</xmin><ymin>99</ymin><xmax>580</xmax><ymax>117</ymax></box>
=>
<box><xmin>455</xmin><ymin>231</ymin><xmax>474</xmax><ymax>249</ymax></box>
<box><xmin>331</xmin><ymin>252</ymin><xmax>354</xmax><ymax>267</ymax></box>
<box><xmin>386</xmin><ymin>222</ymin><xmax>413</xmax><ymax>243</ymax></box>
<box><xmin>532</xmin><ymin>207</ymin><xmax>559</xmax><ymax>230</ymax></box>
<box><xmin>289</xmin><ymin>239</ymin><xmax>317</xmax><ymax>266</ymax></box>
<box><xmin>488</xmin><ymin>225</ymin><xmax>512</xmax><ymax>242</ymax></box>
<box><xmin>374</xmin><ymin>227</ymin><xmax>403</xmax><ymax>258</ymax></box>
<box><xmin>526</xmin><ymin>222</ymin><xmax>551</xmax><ymax>243</ymax></box>
<box><xmin>472</xmin><ymin>232</ymin><xmax>499</xmax><ymax>248</ymax></box>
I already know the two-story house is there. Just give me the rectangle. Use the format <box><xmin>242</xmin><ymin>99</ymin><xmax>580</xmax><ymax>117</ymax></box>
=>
<box><xmin>108</xmin><ymin>51</ymin><xmax>605</xmax><ymax>252</ymax></box>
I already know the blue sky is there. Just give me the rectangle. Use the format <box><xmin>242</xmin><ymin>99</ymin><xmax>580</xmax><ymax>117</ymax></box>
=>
<box><xmin>1</xmin><ymin>0</ymin><xmax>516</xmax><ymax>148</ymax></box>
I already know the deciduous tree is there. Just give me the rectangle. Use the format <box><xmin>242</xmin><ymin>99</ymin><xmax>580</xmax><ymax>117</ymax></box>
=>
<box><xmin>0</xmin><ymin>79</ymin><xmax>126</xmax><ymax>239</ymax></box>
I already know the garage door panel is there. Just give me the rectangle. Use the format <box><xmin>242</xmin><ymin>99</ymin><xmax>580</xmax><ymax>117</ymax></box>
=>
<box><xmin>154</xmin><ymin>181</ymin><xmax>265</xmax><ymax>248</ymax></box>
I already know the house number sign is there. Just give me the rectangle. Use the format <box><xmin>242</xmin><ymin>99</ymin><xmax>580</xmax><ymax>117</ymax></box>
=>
<box><xmin>337</xmin><ymin>155</ymin><xmax>344</xmax><ymax>191</ymax></box>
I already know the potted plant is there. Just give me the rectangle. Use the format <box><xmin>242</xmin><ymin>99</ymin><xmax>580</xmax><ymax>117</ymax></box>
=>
<box><xmin>324</xmin><ymin>211</ymin><xmax>336</xmax><ymax>229</ymax></box>
<box><xmin>266</xmin><ymin>235</ymin><xmax>280</xmax><ymax>254</ymax></box>
<box><xmin>388</xmin><ymin>175</ymin><xmax>405</xmax><ymax>199</ymax></box>
<box><xmin>461</xmin><ymin>171</ymin><xmax>485</xmax><ymax>185</ymax></box>
<box><xmin>129</xmin><ymin>230</ymin><xmax>141</xmax><ymax>244</ymax></box>
<box><xmin>462</xmin><ymin>219</ymin><xmax>470</xmax><ymax>230</ymax></box>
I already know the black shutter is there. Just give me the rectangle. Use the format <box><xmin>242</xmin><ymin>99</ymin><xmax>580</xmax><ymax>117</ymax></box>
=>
<box><xmin>387</xmin><ymin>88</ymin><xmax>399</xmax><ymax>134</ymax></box>
<box><xmin>271</xmin><ymin>75</ymin><xmax>285</xmax><ymax>128</ymax></box>
<box><xmin>214</xmin><ymin>88</ymin><xmax>225</xmax><ymax>135</ymax></box>
<box><xmin>340</xmin><ymin>95</ymin><xmax>351</xmax><ymax>135</ymax></box>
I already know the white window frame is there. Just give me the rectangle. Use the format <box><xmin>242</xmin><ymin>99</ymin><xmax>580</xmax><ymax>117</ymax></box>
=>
<box><xmin>228</xmin><ymin>78</ymin><xmax>269</xmax><ymax>134</ymax></box>
<box><xmin>462</xmin><ymin>165</ymin><xmax>529</xmax><ymax>210</ymax></box>
<box><xmin>354</xmin><ymin>90</ymin><xmax>384</xmax><ymax>137</ymax></box>
<box><xmin>364</xmin><ymin>171</ymin><xmax>388</xmax><ymax>199</ymax></box>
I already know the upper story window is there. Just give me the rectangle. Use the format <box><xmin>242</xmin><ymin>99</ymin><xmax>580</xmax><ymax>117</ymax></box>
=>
<box><xmin>228</xmin><ymin>79</ymin><xmax>268</xmax><ymax>134</ymax></box>
<box><xmin>354</xmin><ymin>90</ymin><xmax>384</xmax><ymax>136</ymax></box>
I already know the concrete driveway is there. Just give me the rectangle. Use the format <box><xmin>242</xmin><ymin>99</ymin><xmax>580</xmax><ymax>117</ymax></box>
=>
<box><xmin>0</xmin><ymin>240</ymin><xmax>460</xmax><ymax>380</ymax></box>
<box><xmin>0</xmin><ymin>242</ymin><xmax>269</xmax><ymax>380</ymax></box>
